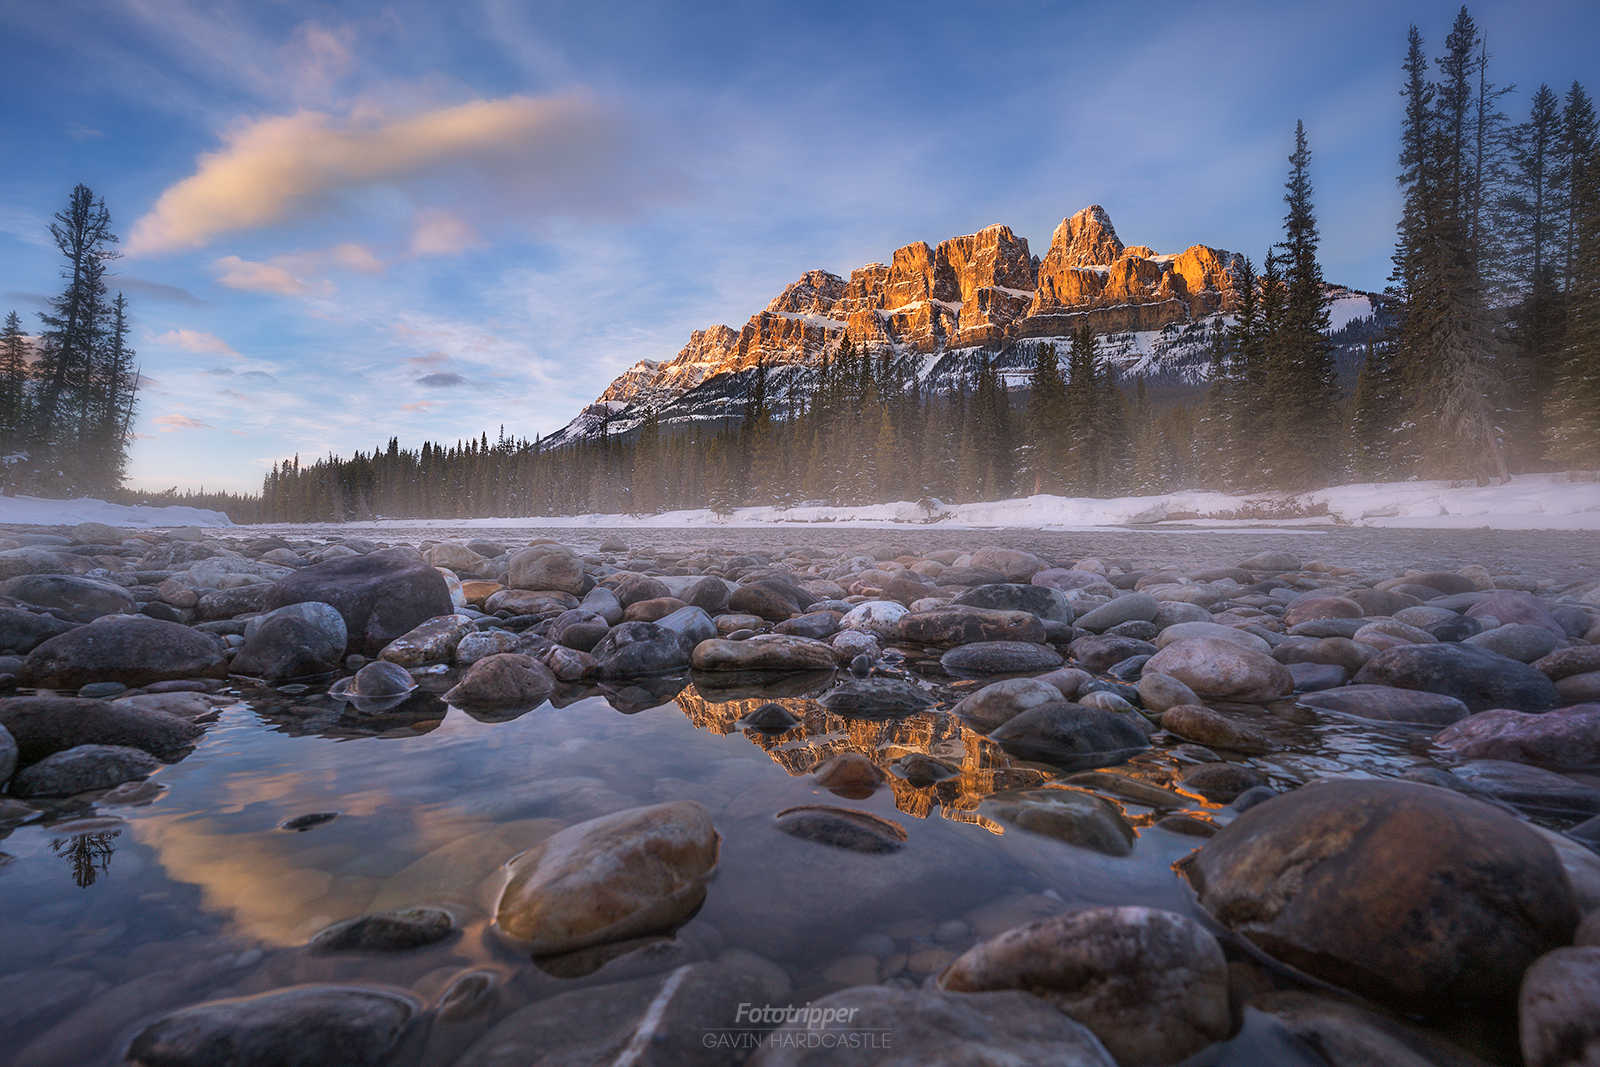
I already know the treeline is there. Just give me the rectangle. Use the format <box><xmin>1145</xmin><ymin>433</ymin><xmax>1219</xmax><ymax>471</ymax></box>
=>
<box><xmin>250</xmin><ymin>7</ymin><xmax>1598</xmax><ymax>523</ymax></box>
<box><xmin>1357</xmin><ymin>8</ymin><xmax>1599</xmax><ymax>477</ymax></box>
<box><xmin>2</xmin><ymin>185</ymin><xmax>141</xmax><ymax>496</ymax></box>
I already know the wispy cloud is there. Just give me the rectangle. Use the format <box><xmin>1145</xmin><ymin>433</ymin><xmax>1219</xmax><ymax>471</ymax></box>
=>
<box><xmin>410</xmin><ymin>211</ymin><xmax>479</xmax><ymax>256</ymax></box>
<box><xmin>153</xmin><ymin>328</ymin><xmax>241</xmax><ymax>357</ymax></box>
<box><xmin>213</xmin><ymin>254</ymin><xmax>328</xmax><ymax>295</ymax></box>
<box><xmin>66</xmin><ymin>123</ymin><xmax>105</xmax><ymax>141</ymax></box>
<box><xmin>115</xmin><ymin>276</ymin><xmax>209</xmax><ymax>306</ymax></box>
<box><xmin>128</xmin><ymin>94</ymin><xmax>629</xmax><ymax>254</ymax></box>
<box><xmin>153</xmin><ymin>413</ymin><xmax>213</xmax><ymax>431</ymax></box>
<box><xmin>415</xmin><ymin>372</ymin><xmax>467</xmax><ymax>388</ymax></box>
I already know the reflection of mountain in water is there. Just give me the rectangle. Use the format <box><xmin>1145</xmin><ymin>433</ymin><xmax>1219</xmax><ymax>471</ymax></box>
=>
<box><xmin>673</xmin><ymin>689</ymin><xmax>1048</xmax><ymax>824</ymax></box>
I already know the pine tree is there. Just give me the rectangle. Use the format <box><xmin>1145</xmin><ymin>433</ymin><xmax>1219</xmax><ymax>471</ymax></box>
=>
<box><xmin>1263</xmin><ymin>121</ymin><xmax>1338</xmax><ymax>489</ymax></box>
<box><xmin>1023</xmin><ymin>342</ymin><xmax>1070</xmax><ymax>493</ymax></box>
<box><xmin>1560</xmin><ymin>83</ymin><xmax>1598</xmax><ymax>293</ymax></box>
<box><xmin>0</xmin><ymin>311</ymin><xmax>29</xmax><ymax>454</ymax></box>
<box><xmin>1544</xmin><ymin>139</ymin><xmax>1600</xmax><ymax>465</ymax></box>
<box><xmin>32</xmin><ymin>184</ymin><xmax>121</xmax><ymax>490</ymax></box>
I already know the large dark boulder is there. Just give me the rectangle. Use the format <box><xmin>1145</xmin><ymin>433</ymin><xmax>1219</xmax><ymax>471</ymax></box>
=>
<box><xmin>0</xmin><ymin>574</ymin><xmax>134</xmax><ymax>622</ymax></box>
<box><xmin>18</xmin><ymin>616</ymin><xmax>228</xmax><ymax>689</ymax></box>
<box><xmin>264</xmin><ymin>553</ymin><xmax>453</xmax><ymax>656</ymax></box>
<box><xmin>591</xmin><ymin>621</ymin><xmax>695</xmax><ymax>678</ymax></box>
<box><xmin>1179</xmin><ymin>778</ymin><xmax>1578</xmax><ymax>1013</ymax></box>
<box><xmin>1351</xmin><ymin>641</ymin><xmax>1561</xmax><ymax>712</ymax></box>
<box><xmin>951</xmin><ymin>583</ymin><xmax>1074</xmax><ymax>623</ymax></box>
<box><xmin>987</xmin><ymin>702</ymin><xmax>1150</xmax><ymax>770</ymax></box>
<box><xmin>0</xmin><ymin>605</ymin><xmax>77</xmax><ymax>654</ymax></box>
<box><xmin>0</xmin><ymin>695</ymin><xmax>204</xmax><ymax>765</ymax></box>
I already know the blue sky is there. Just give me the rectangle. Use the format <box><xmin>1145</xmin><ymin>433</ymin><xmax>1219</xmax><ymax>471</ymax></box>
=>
<box><xmin>2</xmin><ymin>0</ymin><xmax>1597</xmax><ymax>494</ymax></box>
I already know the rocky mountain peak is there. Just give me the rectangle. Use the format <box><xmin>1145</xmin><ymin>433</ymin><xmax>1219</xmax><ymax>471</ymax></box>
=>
<box><xmin>566</xmin><ymin>206</ymin><xmax>1268</xmax><ymax>444</ymax></box>
<box><xmin>1053</xmin><ymin>205</ymin><xmax>1125</xmax><ymax>268</ymax></box>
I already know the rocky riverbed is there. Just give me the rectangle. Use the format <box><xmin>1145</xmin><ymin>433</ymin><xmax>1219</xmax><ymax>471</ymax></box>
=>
<box><xmin>1</xmin><ymin>520</ymin><xmax>1598</xmax><ymax>1067</ymax></box>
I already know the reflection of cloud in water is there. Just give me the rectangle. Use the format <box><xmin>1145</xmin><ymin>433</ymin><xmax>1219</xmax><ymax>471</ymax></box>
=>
<box><xmin>127</xmin><ymin>710</ymin><xmax>565</xmax><ymax>945</ymax></box>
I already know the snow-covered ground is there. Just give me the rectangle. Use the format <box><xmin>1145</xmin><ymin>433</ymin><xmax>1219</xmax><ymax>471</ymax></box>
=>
<box><xmin>3</xmin><ymin>472</ymin><xmax>1597</xmax><ymax>533</ymax></box>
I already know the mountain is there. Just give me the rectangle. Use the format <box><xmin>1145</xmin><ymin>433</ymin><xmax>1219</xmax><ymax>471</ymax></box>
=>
<box><xmin>546</xmin><ymin>206</ymin><xmax>1383</xmax><ymax>446</ymax></box>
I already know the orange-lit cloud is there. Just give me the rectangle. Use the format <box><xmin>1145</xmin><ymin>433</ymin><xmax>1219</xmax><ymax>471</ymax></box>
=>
<box><xmin>410</xmin><ymin>211</ymin><xmax>479</xmax><ymax>256</ymax></box>
<box><xmin>154</xmin><ymin>414</ymin><xmax>214</xmax><ymax>432</ymax></box>
<box><xmin>128</xmin><ymin>95</ymin><xmax>616</xmax><ymax>254</ymax></box>
<box><xmin>154</xmin><ymin>329</ymin><xmax>242</xmax><ymax>358</ymax></box>
<box><xmin>401</xmin><ymin>401</ymin><xmax>436</xmax><ymax>412</ymax></box>
<box><xmin>214</xmin><ymin>255</ymin><xmax>322</xmax><ymax>295</ymax></box>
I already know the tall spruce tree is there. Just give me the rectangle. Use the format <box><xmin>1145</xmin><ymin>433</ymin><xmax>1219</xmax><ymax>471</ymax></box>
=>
<box><xmin>1544</xmin><ymin>139</ymin><xmax>1600</xmax><ymax>465</ymax></box>
<box><xmin>0</xmin><ymin>311</ymin><xmax>29</xmax><ymax>454</ymax></box>
<box><xmin>1263</xmin><ymin>121</ymin><xmax>1337</xmax><ymax>489</ymax></box>
<box><xmin>1024</xmin><ymin>342</ymin><xmax>1070</xmax><ymax>493</ymax></box>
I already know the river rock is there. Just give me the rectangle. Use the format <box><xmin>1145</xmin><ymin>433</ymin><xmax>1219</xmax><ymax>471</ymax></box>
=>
<box><xmin>378</xmin><ymin>613</ymin><xmax>475</xmax><ymax>667</ymax></box>
<box><xmin>1136</xmin><ymin>671</ymin><xmax>1202</xmax><ymax>715</ymax></box>
<box><xmin>444</xmin><ymin>653</ymin><xmax>556</xmax><ymax>711</ymax></box>
<box><xmin>1144</xmin><ymin>637</ymin><xmax>1292</xmax><ymax>704</ymax></box>
<box><xmin>1154</xmin><ymin>621</ymin><xmax>1272</xmax><ymax>654</ymax></box>
<box><xmin>951</xmin><ymin>583</ymin><xmax>1074</xmax><ymax>622</ymax></box>
<box><xmin>816</xmin><ymin>677</ymin><xmax>938</xmax><ymax>717</ymax></box>
<box><xmin>1352</xmin><ymin>642</ymin><xmax>1562</xmax><ymax>712</ymax></box>
<box><xmin>1446</xmin><ymin>759</ymin><xmax>1600</xmax><ymax>819</ymax></box>
<box><xmin>124</xmin><ymin>984</ymin><xmax>422</xmax><ymax>1067</ymax></box>
<box><xmin>1557</xmin><ymin>671</ymin><xmax>1600</xmax><ymax>703</ymax></box>
<box><xmin>265</xmin><ymin>553</ymin><xmax>454</xmax><ymax>656</ymax></box>
<box><xmin>1534</xmin><ymin>644</ymin><xmax>1600</xmax><ymax>681</ymax></box>
<box><xmin>951</xmin><ymin>677</ymin><xmax>1065</xmax><ymax>732</ymax></box>
<box><xmin>1069</xmin><ymin>634</ymin><xmax>1158</xmax><ymax>672</ymax></box>
<box><xmin>1180</xmin><ymin>777</ymin><xmax>1579</xmax><ymax>1012</ymax></box>
<box><xmin>18</xmin><ymin>615</ymin><xmax>227</xmax><ymax>689</ymax></box>
<box><xmin>771</xmin><ymin>610</ymin><xmax>840</xmax><ymax>640</ymax></box>
<box><xmin>230</xmin><ymin>603</ymin><xmax>348</xmax><ymax>681</ymax></box>
<box><xmin>941</xmin><ymin>640</ymin><xmax>1063</xmax><ymax>674</ymax></box>
<box><xmin>1435</xmin><ymin>706</ymin><xmax>1600</xmax><ymax>767</ymax></box>
<box><xmin>938</xmin><ymin>906</ymin><xmax>1230</xmax><ymax>1066</ymax></box>
<box><xmin>979</xmin><ymin>788</ymin><xmax>1135</xmax><ymax>857</ymax></box>
<box><xmin>9</xmin><ymin>743</ymin><xmax>162</xmax><ymax>797</ymax></box>
<box><xmin>727</xmin><ymin>580</ymin><xmax>804</xmax><ymax>620</ymax></box>
<box><xmin>988</xmin><ymin>702</ymin><xmax>1150</xmax><ymax>770</ymax></box>
<box><xmin>968</xmin><ymin>546</ymin><xmax>1049</xmax><ymax>582</ymax></box>
<box><xmin>0</xmin><ymin>695</ymin><xmax>204</xmax><ymax>765</ymax></box>
<box><xmin>591</xmin><ymin>621</ymin><xmax>695</xmax><ymax>678</ymax></box>
<box><xmin>0</xmin><ymin>574</ymin><xmax>133</xmax><ymax>623</ymax></box>
<box><xmin>691</xmin><ymin>635</ymin><xmax>838</xmax><ymax>672</ymax></box>
<box><xmin>1466</xmin><ymin>622</ymin><xmax>1560</xmax><ymax>663</ymax></box>
<box><xmin>483</xmin><ymin>589</ymin><xmax>577</xmax><ymax>615</ymax></box>
<box><xmin>1161</xmin><ymin>705</ymin><xmax>1276</xmax><ymax>753</ymax></box>
<box><xmin>455</xmin><ymin>629</ymin><xmax>549</xmax><ymax>665</ymax></box>
<box><xmin>1282</xmin><ymin>597</ymin><xmax>1363</xmax><ymax>629</ymax></box>
<box><xmin>1294</xmin><ymin>684</ymin><xmax>1471</xmax><ymax>726</ymax></box>
<box><xmin>653</xmin><ymin>605</ymin><xmax>718</xmax><ymax>645</ymax></box>
<box><xmin>1251</xmin><ymin>990</ymin><xmax>1504</xmax><ymax>1067</ymax></box>
<box><xmin>578</xmin><ymin>585</ymin><xmax>625</xmax><ymax>625</ymax></box>
<box><xmin>0</xmin><ymin>605</ymin><xmax>78</xmax><ymax>654</ymax></box>
<box><xmin>506</xmin><ymin>544</ymin><xmax>585</xmax><ymax>595</ymax></box>
<box><xmin>0</xmin><ymin>546</ymin><xmax>71</xmax><ymax>580</ymax></box>
<box><xmin>1467</xmin><ymin>590</ymin><xmax>1564</xmax><ymax>635</ymax></box>
<box><xmin>195</xmin><ymin>584</ymin><xmax>270</xmax><ymax>621</ymax></box>
<box><xmin>0</xmin><ymin>721</ymin><xmax>14</xmax><ymax>786</ymax></box>
<box><xmin>899</xmin><ymin>606</ymin><xmax>1045</xmax><ymax>648</ymax></box>
<box><xmin>495</xmin><ymin>800</ymin><xmax>719</xmax><ymax>955</ymax></box>
<box><xmin>810</xmin><ymin>752</ymin><xmax>886</xmax><ymax>796</ymax></box>
<box><xmin>1074</xmin><ymin>592</ymin><xmax>1159</xmax><ymax>633</ymax></box>
<box><xmin>774</xmin><ymin>805</ymin><xmax>906</xmax><ymax>852</ymax></box>
<box><xmin>745</xmin><ymin>986</ymin><xmax>1116</xmax><ymax>1067</ymax></box>
<box><xmin>310</xmin><ymin>907</ymin><xmax>453</xmax><ymax>952</ymax></box>
<box><xmin>456</xmin><ymin>957</ymin><xmax>782</xmax><ymax>1067</ymax></box>
<box><xmin>330</xmin><ymin>660</ymin><xmax>418</xmax><ymax>706</ymax></box>
<box><xmin>1520</xmin><ymin>946</ymin><xmax>1600</xmax><ymax>1067</ymax></box>
<box><xmin>1181</xmin><ymin>762</ymin><xmax>1268</xmax><ymax>804</ymax></box>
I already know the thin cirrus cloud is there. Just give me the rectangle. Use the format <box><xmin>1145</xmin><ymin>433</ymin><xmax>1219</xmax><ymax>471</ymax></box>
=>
<box><xmin>415</xmin><ymin>372</ymin><xmax>467</xmax><ymax>388</ymax></box>
<box><xmin>127</xmin><ymin>94</ymin><xmax>635</xmax><ymax>255</ymax></box>
<box><xmin>153</xmin><ymin>328</ymin><xmax>241</xmax><ymax>357</ymax></box>
<box><xmin>153</xmin><ymin>414</ymin><xmax>213</xmax><ymax>432</ymax></box>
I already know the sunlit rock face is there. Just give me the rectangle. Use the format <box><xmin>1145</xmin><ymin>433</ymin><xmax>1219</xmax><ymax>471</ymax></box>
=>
<box><xmin>551</xmin><ymin>205</ymin><xmax>1260</xmax><ymax>448</ymax></box>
